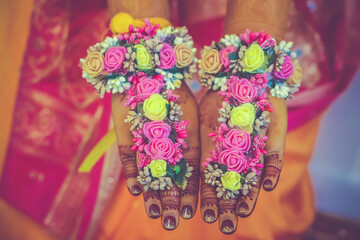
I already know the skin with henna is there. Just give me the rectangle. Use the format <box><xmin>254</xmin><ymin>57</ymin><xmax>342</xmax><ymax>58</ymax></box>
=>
<box><xmin>199</xmin><ymin>0</ymin><xmax>291</xmax><ymax>234</ymax></box>
<box><xmin>108</xmin><ymin>0</ymin><xmax>200</xmax><ymax>231</ymax></box>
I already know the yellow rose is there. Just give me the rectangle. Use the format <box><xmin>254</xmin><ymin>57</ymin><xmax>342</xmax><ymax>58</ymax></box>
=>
<box><xmin>174</xmin><ymin>43</ymin><xmax>194</xmax><ymax>68</ymax></box>
<box><xmin>243</xmin><ymin>44</ymin><xmax>266</xmax><ymax>73</ymax></box>
<box><xmin>287</xmin><ymin>60</ymin><xmax>302</xmax><ymax>86</ymax></box>
<box><xmin>135</xmin><ymin>44</ymin><xmax>153</xmax><ymax>70</ymax></box>
<box><xmin>230</xmin><ymin>103</ymin><xmax>256</xmax><ymax>133</ymax></box>
<box><xmin>200</xmin><ymin>49</ymin><xmax>222</xmax><ymax>74</ymax></box>
<box><xmin>143</xmin><ymin>94</ymin><xmax>168</xmax><ymax>121</ymax></box>
<box><xmin>221</xmin><ymin>171</ymin><xmax>242</xmax><ymax>191</ymax></box>
<box><xmin>83</xmin><ymin>52</ymin><xmax>104</xmax><ymax>77</ymax></box>
<box><xmin>149</xmin><ymin>159</ymin><xmax>167</xmax><ymax>178</ymax></box>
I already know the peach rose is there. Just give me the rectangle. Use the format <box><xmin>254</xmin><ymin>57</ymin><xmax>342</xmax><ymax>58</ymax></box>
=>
<box><xmin>287</xmin><ymin>60</ymin><xmax>302</xmax><ymax>86</ymax></box>
<box><xmin>200</xmin><ymin>49</ymin><xmax>222</xmax><ymax>74</ymax></box>
<box><xmin>83</xmin><ymin>52</ymin><xmax>104</xmax><ymax>76</ymax></box>
<box><xmin>174</xmin><ymin>43</ymin><xmax>194</xmax><ymax>68</ymax></box>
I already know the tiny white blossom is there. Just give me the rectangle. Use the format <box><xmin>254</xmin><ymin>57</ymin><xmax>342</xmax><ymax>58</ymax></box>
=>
<box><xmin>220</xmin><ymin>34</ymin><xmax>240</xmax><ymax>46</ymax></box>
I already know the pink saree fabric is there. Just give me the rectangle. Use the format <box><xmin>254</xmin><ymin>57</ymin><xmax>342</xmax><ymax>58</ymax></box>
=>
<box><xmin>0</xmin><ymin>0</ymin><xmax>111</xmax><ymax>239</ymax></box>
<box><xmin>0</xmin><ymin>0</ymin><xmax>359</xmax><ymax>239</ymax></box>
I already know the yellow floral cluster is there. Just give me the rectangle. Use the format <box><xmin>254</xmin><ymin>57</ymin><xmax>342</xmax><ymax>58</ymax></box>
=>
<box><xmin>242</xmin><ymin>44</ymin><xmax>266</xmax><ymax>72</ymax></box>
<box><xmin>229</xmin><ymin>103</ymin><xmax>256</xmax><ymax>133</ymax></box>
<box><xmin>221</xmin><ymin>171</ymin><xmax>241</xmax><ymax>191</ymax></box>
<box><xmin>149</xmin><ymin>159</ymin><xmax>167</xmax><ymax>178</ymax></box>
<box><xmin>143</xmin><ymin>94</ymin><xmax>169</xmax><ymax>121</ymax></box>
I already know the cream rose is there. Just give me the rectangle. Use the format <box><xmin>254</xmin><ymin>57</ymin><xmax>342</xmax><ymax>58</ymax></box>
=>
<box><xmin>287</xmin><ymin>60</ymin><xmax>302</xmax><ymax>86</ymax></box>
<box><xmin>200</xmin><ymin>49</ymin><xmax>222</xmax><ymax>74</ymax></box>
<box><xmin>83</xmin><ymin>52</ymin><xmax>104</xmax><ymax>76</ymax></box>
<box><xmin>174</xmin><ymin>43</ymin><xmax>194</xmax><ymax>68</ymax></box>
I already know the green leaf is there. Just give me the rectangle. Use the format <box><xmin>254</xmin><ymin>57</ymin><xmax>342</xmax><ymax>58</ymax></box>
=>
<box><xmin>240</xmin><ymin>175</ymin><xmax>245</xmax><ymax>184</ymax></box>
<box><xmin>168</xmin><ymin>127</ymin><xmax>177</xmax><ymax>142</ymax></box>
<box><xmin>173</xmin><ymin>165</ymin><xmax>180</xmax><ymax>174</ymax></box>
<box><xmin>218</xmin><ymin>164</ymin><xmax>228</xmax><ymax>173</ymax></box>
<box><xmin>209</xmin><ymin>161</ymin><xmax>216</xmax><ymax>167</ymax></box>
<box><xmin>174</xmin><ymin>159</ymin><xmax>187</xmax><ymax>185</ymax></box>
<box><xmin>165</xmin><ymin>103</ymin><xmax>169</xmax><ymax>115</ymax></box>
<box><xmin>228</xmin><ymin>52</ymin><xmax>238</xmax><ymax>60</ymax></box>
<box><xmin>166</xmin><ymin>165</ymin><xmax>175</xmax><ymax>177</ymax></box>
<box><xmin>216</xmin><ymin>72</ymin><xmax>227</xmax><ymax>78</ymax></box>
<box><xmin>136</xmin><ymin>103</ymin><xmax>144</xmax><ymax>114</ymax></box>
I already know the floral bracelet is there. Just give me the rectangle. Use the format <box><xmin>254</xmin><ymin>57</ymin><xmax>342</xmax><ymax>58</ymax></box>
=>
<box><xmin>80</xmin><ymin>17</ymin><xmax>196</xmax><ymax>191</ymax></box>
<box><xmin>199</xmin><ymin>29</ymin><xmax>302</xmax><ymax>99</ymax></box>
<box><xmin>200</xmin><ymin>30</ymin><xmax>302</xmax><ymax>199</ymax></box>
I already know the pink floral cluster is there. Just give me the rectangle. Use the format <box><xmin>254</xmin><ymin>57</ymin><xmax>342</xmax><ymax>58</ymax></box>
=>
<box><xmin>125</xmin><ymin>74</ymin><xmax>188</xmax><ymax>168</ymax></box>
<box><xmin>204</xmin><ymin>123</ymin><xmax>265</xmax><ymax>175</ymax></box>
<box><xmin>273</xmin><ymin>55</ymin><xmax>294</xmax><ymax>80</ymax></box>
<box><xmin>124</xmin><ymin>73</ymin><xmax>164</xmax><ymax>109</ymax></box>
<box><xmin>134</xmin><ymin>119</ymin><xmax>188</xmax><ymax>168</ymax></box>
<box><xmin>117</xmin><ymin>19</ymin><xmax>159</xmax><ymax>44</ymax></box>
<box><xmin>103</xmin><ymin>41</ymin><xmax>177</xmax><ymax>75</ymax></box>
<box><xmin>218</xmin><ymin>75</ymin><xmax>273</xmax><ymax>112</ymax></box>
<box><xmin>239</xmin><ymin>29</ymin><xmax>276</xmax><ymax>48</ymax></box>
<box><xmin>204</xmin><ymin>76</ymin><xmax>273</xmax><ymax>175</ymax></box>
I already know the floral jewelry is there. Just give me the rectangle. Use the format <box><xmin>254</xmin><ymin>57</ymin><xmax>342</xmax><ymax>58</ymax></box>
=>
<box><xmin>199</xmin><ymin>29</ymin><xmax>302</xmax><ymax>99</ymax></box>
<box><xmin>200</xmin><ymin>30</ymin><xmax>302</xmax><ymax>199</ymax></box>
<box><xmin>80</xmin><ymin>16</ymin><xmax>196</xmax><ymax>191</ymax></box>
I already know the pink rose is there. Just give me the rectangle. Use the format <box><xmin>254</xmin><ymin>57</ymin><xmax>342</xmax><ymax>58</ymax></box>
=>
<box><xmin>219</xmin><ymin>149</ymin><xmax>248</xmax><ymax>173</ymax></box>
<box><xmin>104</xmin><ymin>47</ymin><xmax>127</xmax><ymax>72</ymax></box>
<box><xmin>136</xmin><ymin>78</ymin><xmax>162</xmax><ymax>101</ymax></box>
<box><xmin>272</xmin><ymin>55</ymin><xmax>294</xmax><ymax>80</ymax></box>
<box><xmin>230</xmin><ymin>78</ymin><xmax>258</xmax><ymax>103</ymax></box>
<box><xmin>219</xmin><ymin>46</ymin><xmax>237</xmax><ymax>68</ymax></box>
<box><xmin>143</xmin><ymin>121</ymin><xmax>172</xmax><ymax>140</ymax></box>
<box><xmin>158</xmin><ymin>43</ymin><xmax>176</xmax><ymax>69</ymax></box>
<box><xmin>144</xmin><ymin>138</ymin><xmax>175</xmax><ymax>160</ymax></box>
<box><xmin>222</xmin><ymin>129</ymin><xmax>251</xmax><ymax>152</ymax></box>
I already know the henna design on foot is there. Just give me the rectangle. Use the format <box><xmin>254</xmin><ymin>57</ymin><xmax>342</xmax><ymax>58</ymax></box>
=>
<box><xmin>118</xmin><ymin>145</ymin><xmax>141</xmax><ymax>195</ymax></box>
<box><xmin>236</xmin><ymin>184</ymin><xmax>261</xmax><ymax>217</ymax></box>
<box><xmin>219</xmin><ymin>198</ymin><xmax>237</xmax><ymax>234</ymax></box>
<box><xmin>199</xmin><ymin>92</ymin><xmax>224</xmax><ymax>131</ymax></box>
<box><xmin>179</xmin><ymin>146</ymin><xmax>200</xmax><ymax>219</ymax></box>
<box><xmin>143</xmin><ymin>190</ymin><xmax>161</xmax><ymax>219</ymax></box>
<box><xmin>200</xmin><ymin>180</ymin><xmax>218</xmax><ymax>209</ymax></box>
<box><xmin>160</xmin><ymin>187</ymin><xmax>180</xmax><ymax>230</ymax></box>
<box><xmin>219</xmin><ymin>198</ymin><xmax>237</xmax><ymax>215</ymax></box>
<box><xmin>200</xmin><ymin>176</ymin><xmax>219</xmax><ymax>223</ymax></box>
<box><xmin>181</xmin><ymin>151</ymin><xmax>200</xmax><ymax>197</ymax></box>
<box><xmin>263</xmin><ymin>154</ymin><xmax>282</xmax><ymax>191</ymax></box>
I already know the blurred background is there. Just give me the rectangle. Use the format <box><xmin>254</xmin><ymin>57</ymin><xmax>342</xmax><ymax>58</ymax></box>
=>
<box><xmin>0</xmin><ymin>0</ymin><xmax>359</xmax><ymax>239</ymax></box>
<box><xmin>310</xmin><ymin>69</ymin><xmax>360</xmax><ymax>221</ymax></box>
